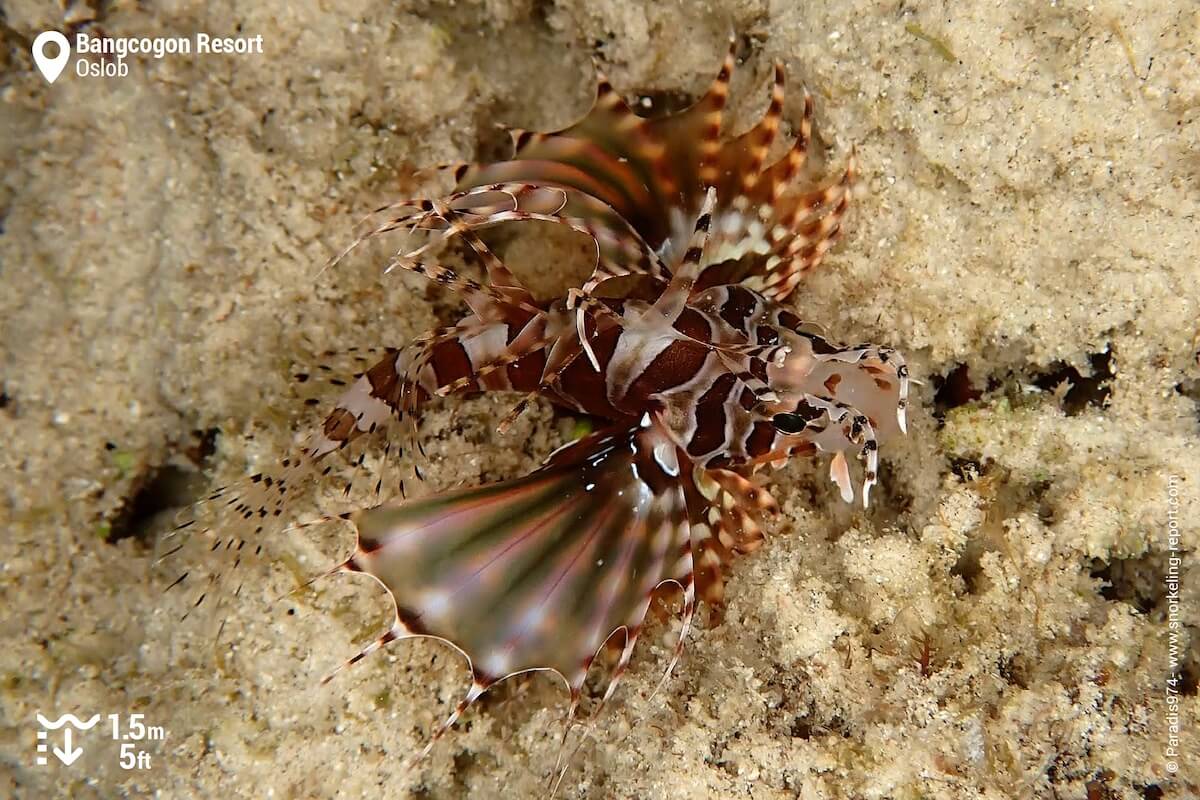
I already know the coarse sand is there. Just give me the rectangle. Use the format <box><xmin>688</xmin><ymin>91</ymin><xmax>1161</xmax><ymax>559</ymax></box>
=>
<box><xmin>1</xmin><ymin>1</ymin><xmax>1198</xmax><ymax>798</ymax></box>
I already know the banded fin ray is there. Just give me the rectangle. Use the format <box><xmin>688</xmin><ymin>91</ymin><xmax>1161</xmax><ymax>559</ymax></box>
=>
<box><xmin>449</xmin><ymin>38</ymin><xmax>853</xmax><ymax>303</ymax></box>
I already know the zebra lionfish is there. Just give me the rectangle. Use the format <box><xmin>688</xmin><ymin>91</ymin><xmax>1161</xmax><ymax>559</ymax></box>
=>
<box><xmin>167</xmin><ymin>41</ymin><xmax>909</xmax><ymax>776</ymax></box>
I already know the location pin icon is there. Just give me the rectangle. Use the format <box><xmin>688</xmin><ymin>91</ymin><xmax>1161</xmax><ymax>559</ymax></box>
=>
<box><xmin>32</xmin><ymin>31</ymin><xmax>71</xmax><ymax>84</ymax></box>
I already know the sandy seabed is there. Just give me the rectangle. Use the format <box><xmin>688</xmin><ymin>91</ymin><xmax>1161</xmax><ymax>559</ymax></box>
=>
<box><xmin>1</xmin><ymin>1</ymin><xmax>1198</xmax><ymax>798</ymax></box>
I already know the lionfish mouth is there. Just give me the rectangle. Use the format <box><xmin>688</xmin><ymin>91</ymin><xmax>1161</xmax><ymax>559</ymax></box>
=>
<box><xmin>162</xmin><ymin>37</ymin><xmax>911</xmax><ymax>788</ymax></box>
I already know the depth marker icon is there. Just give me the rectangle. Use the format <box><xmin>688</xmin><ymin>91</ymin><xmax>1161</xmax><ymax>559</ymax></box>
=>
<box><xmin>35</xmin><ymin>713</ymin><xmax>99</xmax><ymax>766</ymax></box>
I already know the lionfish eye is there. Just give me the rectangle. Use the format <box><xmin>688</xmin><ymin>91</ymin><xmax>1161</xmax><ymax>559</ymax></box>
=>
<box><xmin>772</xmin><ymin>400</ymin><xmax>824</xmax><ymax>434</ymax></box>
<box><xmin>771</xmin><ymin>413</ymin><xmax>808</xmax><ymax>434</ymax></box>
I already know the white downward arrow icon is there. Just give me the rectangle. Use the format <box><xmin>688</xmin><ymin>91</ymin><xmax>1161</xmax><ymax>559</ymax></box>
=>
<box><xmin>53</xmin><ymin>728</ymin><xmax>83</xmax><ymax>766</ymax></box>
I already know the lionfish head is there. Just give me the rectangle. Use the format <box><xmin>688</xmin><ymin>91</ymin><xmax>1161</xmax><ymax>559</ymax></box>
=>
<box><xmin>751</xmin><ymin>321</ymin><xmax>908</xmax><ymax>506</ymax></box>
